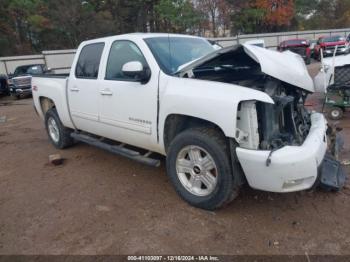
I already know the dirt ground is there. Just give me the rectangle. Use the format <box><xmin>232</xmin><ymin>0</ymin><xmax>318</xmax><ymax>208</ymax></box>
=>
<box><xmin>0</xmin><ymin>64</ymin><xmax>350</xmax><ymax>255</ymax></box>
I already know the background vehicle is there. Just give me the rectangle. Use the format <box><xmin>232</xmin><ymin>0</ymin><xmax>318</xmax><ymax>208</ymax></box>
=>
<box><xmin>0</xmin><ymin>75</ymin><xmax>9</xmax><ymax>96</ymax></box>
<box><xmin>314</xmin><ymin>35</ymin><xmax>349</xmax><ymax>60</ymax></box>
<box><xmin>314</xmin><ymin>53</ymin><xmax>350</xmax><ymax>119</ymax></box>
<box><xmin>277</xmin><ymin>39</ymin><xmax>311</xmax><ymax>64</ymax></box>
<box><xmin>7</xmin><ymin>64</ymin><xmax>50</xmax><ymax>99</ymax></box>
<box><xmin>32</xmin><ymin>33</ymin><xmax>342</xmax><ymax>210</ymax></box>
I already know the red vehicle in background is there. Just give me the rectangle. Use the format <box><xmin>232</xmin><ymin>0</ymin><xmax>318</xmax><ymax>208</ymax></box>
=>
<box><xmin>314</xmin><ymin>35</ymin><xmax>349</xmax><ymax>60</ymax></box>
<box><xmin>277</xmin><ymin>39</ymin><xmax>311</xmax><ymax>64</ymax></box>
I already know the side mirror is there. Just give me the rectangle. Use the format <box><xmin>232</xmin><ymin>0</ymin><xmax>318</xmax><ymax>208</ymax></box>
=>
<box><xmin>122</xmin><ymin>61</ymin><xmax>150</xmax><ymax>83</ymax></box>
<box><xmin>44</xmin><ymin>67</ymin><xmax>52</xmax><ymax>74</ymax></box>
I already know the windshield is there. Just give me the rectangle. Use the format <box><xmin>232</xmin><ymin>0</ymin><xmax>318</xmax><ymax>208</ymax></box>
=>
<box><xmin>14</xmin><ymin>65</ymin><xmax>43</xmax><ymax>76</ymax></box>
<box><xmin>144</xmin><ymin>37</ymin><xmax>215</xmax><ymax>75</ymax></box>
<box><xmin>14</xmin><ymin>66</ymin><xmax>29</xmax><ymax>76</ymax></box>
<box><xmin>285</xmin><ymin>39</ymin><xmax>308</xmax><ymax>46</ymax></box>
<box><xmin>321</xmin><ymin>36</ymin><xmax>345</xmax><ymax>43</ymax></box>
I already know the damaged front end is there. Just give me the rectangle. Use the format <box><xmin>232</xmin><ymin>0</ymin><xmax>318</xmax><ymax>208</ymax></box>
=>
<box><xmin>177</xmin><ymin>44</ymin><xmax>346</xmax><ymax>192</ymax></box>
<box><xmin>241</xmin><ymin>79</ymin><xmax>311</xmax><ymax>153</ymax></box>
<box><xmin>178</xmin><ymin>44</ymin><xmax>313</xmax><ymax>152</ymax></box>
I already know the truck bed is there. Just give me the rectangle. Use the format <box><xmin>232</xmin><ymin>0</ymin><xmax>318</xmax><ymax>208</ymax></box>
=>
<box><xmin>32</xmin><ymin>75</ymin><xmax>74</xmax><ymax>129</ymax></box>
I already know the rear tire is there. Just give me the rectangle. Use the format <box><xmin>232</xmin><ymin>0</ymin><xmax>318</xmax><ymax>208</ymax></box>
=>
<box><xmin>166</xmin><ymin>127</ymin><xmax>241</xmax><ymax>210</ymax></box>
<box><xmin>45</xmin><ymin>108</ymin><xmax>74</xmax><ymax>149</ymax></box>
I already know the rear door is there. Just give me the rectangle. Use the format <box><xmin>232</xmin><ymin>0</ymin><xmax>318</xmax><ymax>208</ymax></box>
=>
<box><xmin>68</xmin><ymin>42</ymin><xmax>104</xmax><ymax>134</ymax></box>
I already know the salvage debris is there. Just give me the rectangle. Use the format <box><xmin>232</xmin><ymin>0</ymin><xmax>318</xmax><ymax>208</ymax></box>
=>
<box><xmin>319</xmin><ymin>153</ymin><xmax>346</xmax><ymax>191</ymax></box>
<box><xmin>0</xmin><ymin>116</ymin><xmax>7</xmax><ymax>123</ymax></box>
<box><xmin>49</xmin><ymin>154</ymin><xmax>64</xmax><ymax>166</ymax></box>
<box><xmin>327</xmin><ymin>123</ymin><xmax>344</xmax><ymax>161</ymax></box>
<box><xmin>96</xmin><ymin>205</ymin><xmax>111</xmax><ymax>212</ymax></box>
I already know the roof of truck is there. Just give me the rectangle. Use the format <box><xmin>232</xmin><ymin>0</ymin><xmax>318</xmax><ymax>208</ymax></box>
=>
<box><xmin>81</xmin><ymin>33</ymin><xmax>202</xmax><ymax>45</ymax></box>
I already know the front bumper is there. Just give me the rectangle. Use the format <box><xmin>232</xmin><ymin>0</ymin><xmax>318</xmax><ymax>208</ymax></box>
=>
<box><xmin>236</xmin><ymin>113</ymin><xmax>327</xmax><ymax>193</ymax></box>
<box><xmin>324</xmin><ymin>48</ymin><xmax>349</xmax><ymax>56</ymax></box>
<box><xmin>9</xmin><ymin>85</ymin><xmax>32</xmax><ymax>95</ymax></box>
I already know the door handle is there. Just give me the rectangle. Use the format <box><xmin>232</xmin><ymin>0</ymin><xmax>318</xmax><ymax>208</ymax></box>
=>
<box><xmin>100</xmin><ymin>89</ymin><xmax>113</xmax><ymax>96</ymax></box>
<box><xmin>70</xmin><ymin>87</ymin><xmax>80</xmax><ymax>92</ymax></box>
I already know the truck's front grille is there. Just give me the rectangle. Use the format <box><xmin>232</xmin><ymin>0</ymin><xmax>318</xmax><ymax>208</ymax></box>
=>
<box><xmin>326</xmin><ymin>45</ymin><xmax>346</xmax><ymax>50</ymax></box>
<box><xmin>13</xmin><ymin>77</ymin><xmax>31</xmax><ymax>87</ymax></box>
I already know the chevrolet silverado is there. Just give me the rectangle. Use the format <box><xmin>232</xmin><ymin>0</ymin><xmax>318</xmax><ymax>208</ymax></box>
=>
<box><xmin>32</xmin><ymin>33</ymin><xmax>344</xmax><ymax>210</ymax></box>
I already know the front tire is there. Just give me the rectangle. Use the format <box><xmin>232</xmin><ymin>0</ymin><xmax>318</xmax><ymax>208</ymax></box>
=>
<box><xmin>166</xmin><ymin>128</ymin><xmax>241</xmax><ymax>210</ymax></box>
<box><xmin>45</xmin><ymin>108</ymin><xmax>74</xmax><ymax>149</ymax></box>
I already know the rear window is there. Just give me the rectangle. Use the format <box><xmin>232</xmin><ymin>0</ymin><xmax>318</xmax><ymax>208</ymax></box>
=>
<box><xmin>75</xmin><ymin>43</ymin><xmax>105</xmax><ymax>79</ymax></box>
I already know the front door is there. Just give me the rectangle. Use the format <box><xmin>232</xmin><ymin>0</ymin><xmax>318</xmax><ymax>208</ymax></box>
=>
<box><xmin>98</xmin><ymin>40</ymin><xmax>158</xmax><ymax>150</ymax></box>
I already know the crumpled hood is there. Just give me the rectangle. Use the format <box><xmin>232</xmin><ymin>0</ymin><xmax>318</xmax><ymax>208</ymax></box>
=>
<box><xmin>177</xmin><ymin>44</ymin><xmax>315</xmax><ymax>93</ymax></box>
<box><xmin>242</xmin><ymin>44</ymin><xmax>314</xmax><ymax>92</ymax></box>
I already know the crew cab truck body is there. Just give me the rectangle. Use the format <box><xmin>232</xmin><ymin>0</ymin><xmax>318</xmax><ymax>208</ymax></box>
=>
<box><xmin>32</xmin><ymin>33</ymin><xmax>343</xmax><ymax>210</ymax></box>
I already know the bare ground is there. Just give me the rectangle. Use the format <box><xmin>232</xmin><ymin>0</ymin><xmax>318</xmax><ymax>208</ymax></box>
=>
<box><xmin>0</xmin><ymin>64</ymin><xmax>350</xmax><ymax>255</ymax></box>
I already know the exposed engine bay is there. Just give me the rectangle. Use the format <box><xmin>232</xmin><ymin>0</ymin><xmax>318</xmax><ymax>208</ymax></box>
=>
<box><xmin>178</xmin><ymin>45</ymin><xmax>312</xmax><ymax>150</ymax></box>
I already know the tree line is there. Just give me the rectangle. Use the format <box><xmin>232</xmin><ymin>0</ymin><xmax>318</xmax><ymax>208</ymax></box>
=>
<box><xmin>0</xmin><ymin>0</ymin><xmax>350</xmax><ymax>56</ymax></box>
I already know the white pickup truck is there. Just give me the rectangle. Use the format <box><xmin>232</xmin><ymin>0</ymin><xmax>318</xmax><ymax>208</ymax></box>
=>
<box><xmin>32</xmin><ymin>33</ymin><xmax>344</xmax><ymax>210</ymax></box>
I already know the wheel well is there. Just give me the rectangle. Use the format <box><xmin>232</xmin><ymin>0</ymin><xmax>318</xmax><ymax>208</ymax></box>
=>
<box><xmin>40</xmin><ymin>97</ymin><xmax>55</xmax><ymax>115</ymax></box>
<box><xmin>163</xmin><ymin>114</ymin><xmax>227</xmax><ymax>152</ymax></box>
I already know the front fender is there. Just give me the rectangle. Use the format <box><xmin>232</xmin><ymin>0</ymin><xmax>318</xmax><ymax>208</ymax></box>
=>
<box><xmin>159</xmin><ymin>75</ymin><xmax>274</xmax><ymax>148</ymax></box>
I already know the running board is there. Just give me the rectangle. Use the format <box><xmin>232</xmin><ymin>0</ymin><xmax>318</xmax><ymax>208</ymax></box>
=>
<box><xmin>71</xmin><ymin>133</ymin><xmax>160</xmax><ymax>167</ymax></box>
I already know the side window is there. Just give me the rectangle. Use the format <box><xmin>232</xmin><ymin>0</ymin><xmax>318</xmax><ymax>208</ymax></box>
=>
<box><xmin>105</xmin><ymin>40</ymin><xmax>148</xmax><ymax>81</ymax></box>
<box><xmin>75</xmin><ymin>43</ymin><xmax>104</xmax><ymax>79</ymax></box>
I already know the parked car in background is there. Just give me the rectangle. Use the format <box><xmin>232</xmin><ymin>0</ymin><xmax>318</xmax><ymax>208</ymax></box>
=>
<box><xmin>277</xmin><ymin>39</ymin><xmax>311</xmax><ymax>64</ymax></box>
<box><xmin>7</xmin><ymin>64</ymin><xmax>50</xmax><ymax>99</ymax></box>
<box><xmin>314</xmin><ymin>35</ymin><xmax>349</xmax><ymax>60</ymax></box>
<box><xmin>0</xmin><ymin>75</ymin><xmax>9</xmax><ymax>96</ymax></box>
